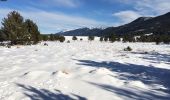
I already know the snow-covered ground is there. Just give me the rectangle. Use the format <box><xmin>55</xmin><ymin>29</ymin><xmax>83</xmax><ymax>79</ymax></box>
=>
<box><xmin>0</xmin><ymin>36</ymin><xmax>170</xmax><ymax>100</ymax></box>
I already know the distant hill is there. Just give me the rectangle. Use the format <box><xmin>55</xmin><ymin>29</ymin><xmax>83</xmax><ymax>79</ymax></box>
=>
<box><xmin>56</xmin><ymin>28</ymin><xmax>102</xmax><ymax>36</ymax></box>
<box><xmin>56</xmin><ymin>12</ymin><xmax>170</xmax><ymax>36</ymax></box>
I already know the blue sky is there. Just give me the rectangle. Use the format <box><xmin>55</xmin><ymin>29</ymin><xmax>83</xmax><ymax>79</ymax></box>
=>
<box><xmin>0</xmin><ymin>0</ymin><xmax>170</xmax><ymax>34</ymax></box>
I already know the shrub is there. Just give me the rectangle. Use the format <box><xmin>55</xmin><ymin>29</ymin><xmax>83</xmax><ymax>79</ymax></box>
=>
<box><xmin>88</xmin><ymin>36</ymin><xmax>95</xmax><ymax>41</ymax></box>
<box><xmin>104</xmin><ymin>37</ymin><xmax>108</xmax><ymax>42</ymax></box>
<box><xmin>100</xmin><ymin>37</ymin><xmax>103</xmax><ymax>42</ymax></box>
<box><xmin>124</xmin><ymin>46</ymin><xmax>132</xmax><ymax>51</ymax></box>
<box><xmin>67</xmin><ymin>40</ymin><xmax>70</xmax><ymax>43</ymax></box>
<box><xmin>44</xmin><ymin>43</ymin><xmax>48</xmax><ymax>46</ymax></box>
<box><xmin>7</xmin><ymin>45</ymin><xmax>11</xmax><ymax>48</ymax></box>
<box><xmin>72</xmin><ymin>36</ymin><xmax>77</xmax><ymax>41</ymax></box>
<box><xmin>40</xmin><ymin>34</ymin><xmax>65</xmax><ymax>42</ymax></box>
<box><xmin>109</xmin><ymin>35</ymin><xmax>116</xmax><ymax>43</ymax></box>
<box><xmin>156</xmin><ymin>41</ymin><xmax>160</xmax><ymax>45</ymax></box>
<box><xmin>59</xmin><ymin>36</ymin><xmax>65</xmax><ymax>42</ymax></box>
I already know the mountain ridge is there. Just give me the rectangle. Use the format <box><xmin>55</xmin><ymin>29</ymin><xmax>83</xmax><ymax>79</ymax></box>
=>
<box><xmin>56</xmin><ymin>12</ymin><xmax>170</xmax><ymax>36</ymax></box>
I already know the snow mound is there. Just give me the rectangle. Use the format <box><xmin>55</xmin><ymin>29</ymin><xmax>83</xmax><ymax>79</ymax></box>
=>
<box><xmin>128</xmin><ymin>81</ymin><xmax>149</xmax><ymax>89</ymax></box>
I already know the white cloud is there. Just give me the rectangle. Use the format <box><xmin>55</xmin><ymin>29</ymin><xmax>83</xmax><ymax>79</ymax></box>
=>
<box><xmin>0</xmin><ymin>8</ymin><xmax>109</xmax><ymax>33</ymax></box>
<box><xmin>37</xmin><ymin>0</ymin><xmax>81</xmax><ymax>8</ymax></box>
<box><xmin>111</xmin><ymin>0</ymin><xmax>170</xmax><ymax>25</ymax></box>
<box><xmin>113</xmin><ymin>10</ymin><xmax>141</xmax><ymax>24</ymax></box>
<box><xmin>52</xmin><ymin>0</ymin><xmax>79</xmax><ymax>7</ymax></box>
<box><xmin>113</xmin><ymin>0</ymin><xmax>170</xmax><ymax>15</ymax></box>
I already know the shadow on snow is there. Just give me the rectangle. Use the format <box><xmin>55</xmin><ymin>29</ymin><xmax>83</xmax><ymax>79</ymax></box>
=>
<box><xmin>75</xmin><ymin>59</ymin><xmax>170</xmax><ymax>99</ymax></box>
<box><xmin>87</xmin><ymin>82</ymin><xmax>170</xmax><ymax>100</ymax></box>
<box><xmin>131</xmin><ymin>51</ymin><xmax>170</xmax><ymax>64</ymax></box>
<box><xmin>16</xmin><ymin>83</ymin><xmax>87</xmax><ymax>100</ymax></box>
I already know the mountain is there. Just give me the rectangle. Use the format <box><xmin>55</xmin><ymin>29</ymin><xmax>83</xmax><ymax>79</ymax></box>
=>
<box><xmin>56</xmin><ymin>28</ymin><xmax>102</xmax><ymax>36</ymax></box>
<box><xmin>57</xmin><ymin>12</ymin><xmax>170</xmax><ymax>36</ymax></box>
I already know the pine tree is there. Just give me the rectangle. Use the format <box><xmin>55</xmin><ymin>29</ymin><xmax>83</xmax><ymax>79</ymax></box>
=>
<box><xmin>49</xmin><ymin>34</ymin><xmax>55</xmax><ymax>41</ymax></box>
<box><xmin>109</xmin><ymin>35</ymin><xmax>116</xmax><ymax>43</ymax></box>
<box><xmin>24</xmin><ymin>19</ymin><xmax>40</xmax><ymax>44</ymax></box>
<box><xmin>155</xmin><ymin>36</ymin><xmax>161</xmax><ymax>45</ymax></box>
<box><xmin>88</xmin><ymin>36</ymin><xmax>94</xmax><ymax>41</ymax></box>
<box><xmin>1</xmin><ymin>11</ymin><xmax>27</xmax><ymax>45</ymax></box>
<box><xmin>0</xmin><ymin>29</ymin><xmax>7</xmax><ymax>42</ymax></box>
<box><xmin>41</xmin><ymin>35</ymin><xmax>49</xmax><ymax>41</ymax></box>
<box><xmin>59</xmin><ymin>35</ymin><xmax>65</xmax><ymax>42</ymax></box>
<box><xmin>122</xmin><ymin>35</ymin><xmax>134</xmax><ymax>42</ymax></box>
<box><xmin>104</xmin><ymin>37</ymin><xmax>108</xmax><ymax>42</ymax></box>
<box><xmin>1</xmin><ymin>11</ymin><xmax>41</xmax><ymax>45</ymax></box>
<box><xmin>100</xmin><ymin>37</ymin><xmax>103</xmax><ymax>42</ymax></box>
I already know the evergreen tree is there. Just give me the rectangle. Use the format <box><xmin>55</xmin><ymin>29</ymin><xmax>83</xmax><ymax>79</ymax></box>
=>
<box><xmin>0</xmin><ymin>29</ymin><xmax>7</xmax><ymax>42</ymax></box>
<box><xmin>122</xmin><ymin>35</ymin><xmax>135</xmax><ymax>42</ymax></box>
<box><xmin>49</xmin><ymin>34</ymin><xmax>55</xmax><ymax>41</ymax></box>
<box><xmin>1</xmin><ymin>11</ymin><xmax>41</xmax><ymax>45</ymax></box>
<box><xmin>104</xmin><ymin>37</ymin><xmax>108</xmax><ymax>42</ymax></box>
<box><xmin>1</xmin><ymin>11</ymin><xmax>28</xmax><ymax>45</ymax></box>
<box><xmin>24</xmin><ymin>19</ymin><xmax>40</xmax><ymax>44</ymax></box>
<box><xmin>155</xmin><ymin>36</ymin><xmax>161</xmax><ymax>45</ymax></box>
<box><xmin>58</xmin><ymin>35</ymin><xmax>65</xmax><ymax>42</ymax></box>
<box><xmin>41</xmin><ymin>35</ymin><xmax>48</xmax><ymax>41</ymax></box>
<box><xmin>100</xmin><ymin>37</ymin><xmax>103</xmax><ymax>42</ymax></box>
<box><xmin>88</xmin><ymin>36</ymin><xmax>94</xmax><ymax>41</ymax></box>
<box><xmin>109</xmin><ymin>35</ymin><xmax>116</xmax><ymax>43</ymax></box>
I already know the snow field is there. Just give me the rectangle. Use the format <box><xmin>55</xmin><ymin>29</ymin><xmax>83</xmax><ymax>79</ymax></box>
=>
<box><xmin>0</xmin><ymin>36</ymin><xmax>170</xmax><ymax>100</ymax></box>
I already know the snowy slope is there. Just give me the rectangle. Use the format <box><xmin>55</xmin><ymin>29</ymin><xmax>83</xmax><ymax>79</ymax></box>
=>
<box><xmin>0</xmin><ymin>36</ymin><xmax>170</xmax><ymax>100</ymax></box>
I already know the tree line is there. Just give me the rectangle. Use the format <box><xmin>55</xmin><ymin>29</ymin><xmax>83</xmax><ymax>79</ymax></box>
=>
<box><xmin>119</xmin><ymin>33</ymin><xmax>170</xmax><ymax>44</ymax></box>
<box><xmin>71</xmin><ymin>34</ymin><xmax>170</xmax><ymax>45</ymax></box>
<box><xmin>98</xmin><ymin>32</ymin><xmax>170</xmax><ymax>44</ymax></box>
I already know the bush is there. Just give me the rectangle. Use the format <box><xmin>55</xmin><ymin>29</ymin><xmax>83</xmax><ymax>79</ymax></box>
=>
<box><xmin>67</xmin><ymin>40</ymin><xmax>70</xmax><ymax>43</ymax></box>
<box><xmin>88</xmin><ymin>36</ymin><xmax>95</xmax><ymax>41</ymax></box>
<box><xmin>109</xmin><ymin>35</ymin><xmax>116</xmax><ymax>43</ymax></box>
<box><xmin>156</xmin><ymin>41</ymin><xmax>160</xmax><ymax>45</ymax></box>
<box><xmin>104</xmin><ymin>37</ymin><xmax>108</xmax><ymax>42</ymax></box>
<box><xmin>80</xmin><ymin>38</ymin><xmax>83</xmax><ymax>41</ymax></box>
<box><xmin>100</xmin><ymin>37</ymin><xmax>103</xmax><ymax>42</ymax></box>
<box><xmin>124</xmin><ymin>46</ymin><xmax>132</xmax><ymax>51</ymax></box>
<box><xmin>41</xmin><ymin>35</ymin><xmax>48</xmax><ymax>41</ymax></box>
<box><xmin>59</xmin><ymin>36</ymin><xmax>65</xmax><ymax>42</ymax></box>
<box><xmin>7</xmin><ymin>45</ymin><xmax>11</xmax><ymax>48</ymax></box>
<box><xmin>72</xmin><ymin>36</ymin><xmax>77</xmax><ymax>41</ymax></box>
<box><xmin>40</xmin><ymin>34</ymin><xmax>65</xmax><ymax>42</ymax></box>
<box><xmin>44</xmin><ymin>43</ymin><xmax>48</xmax><ymax>46</ymax></box>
